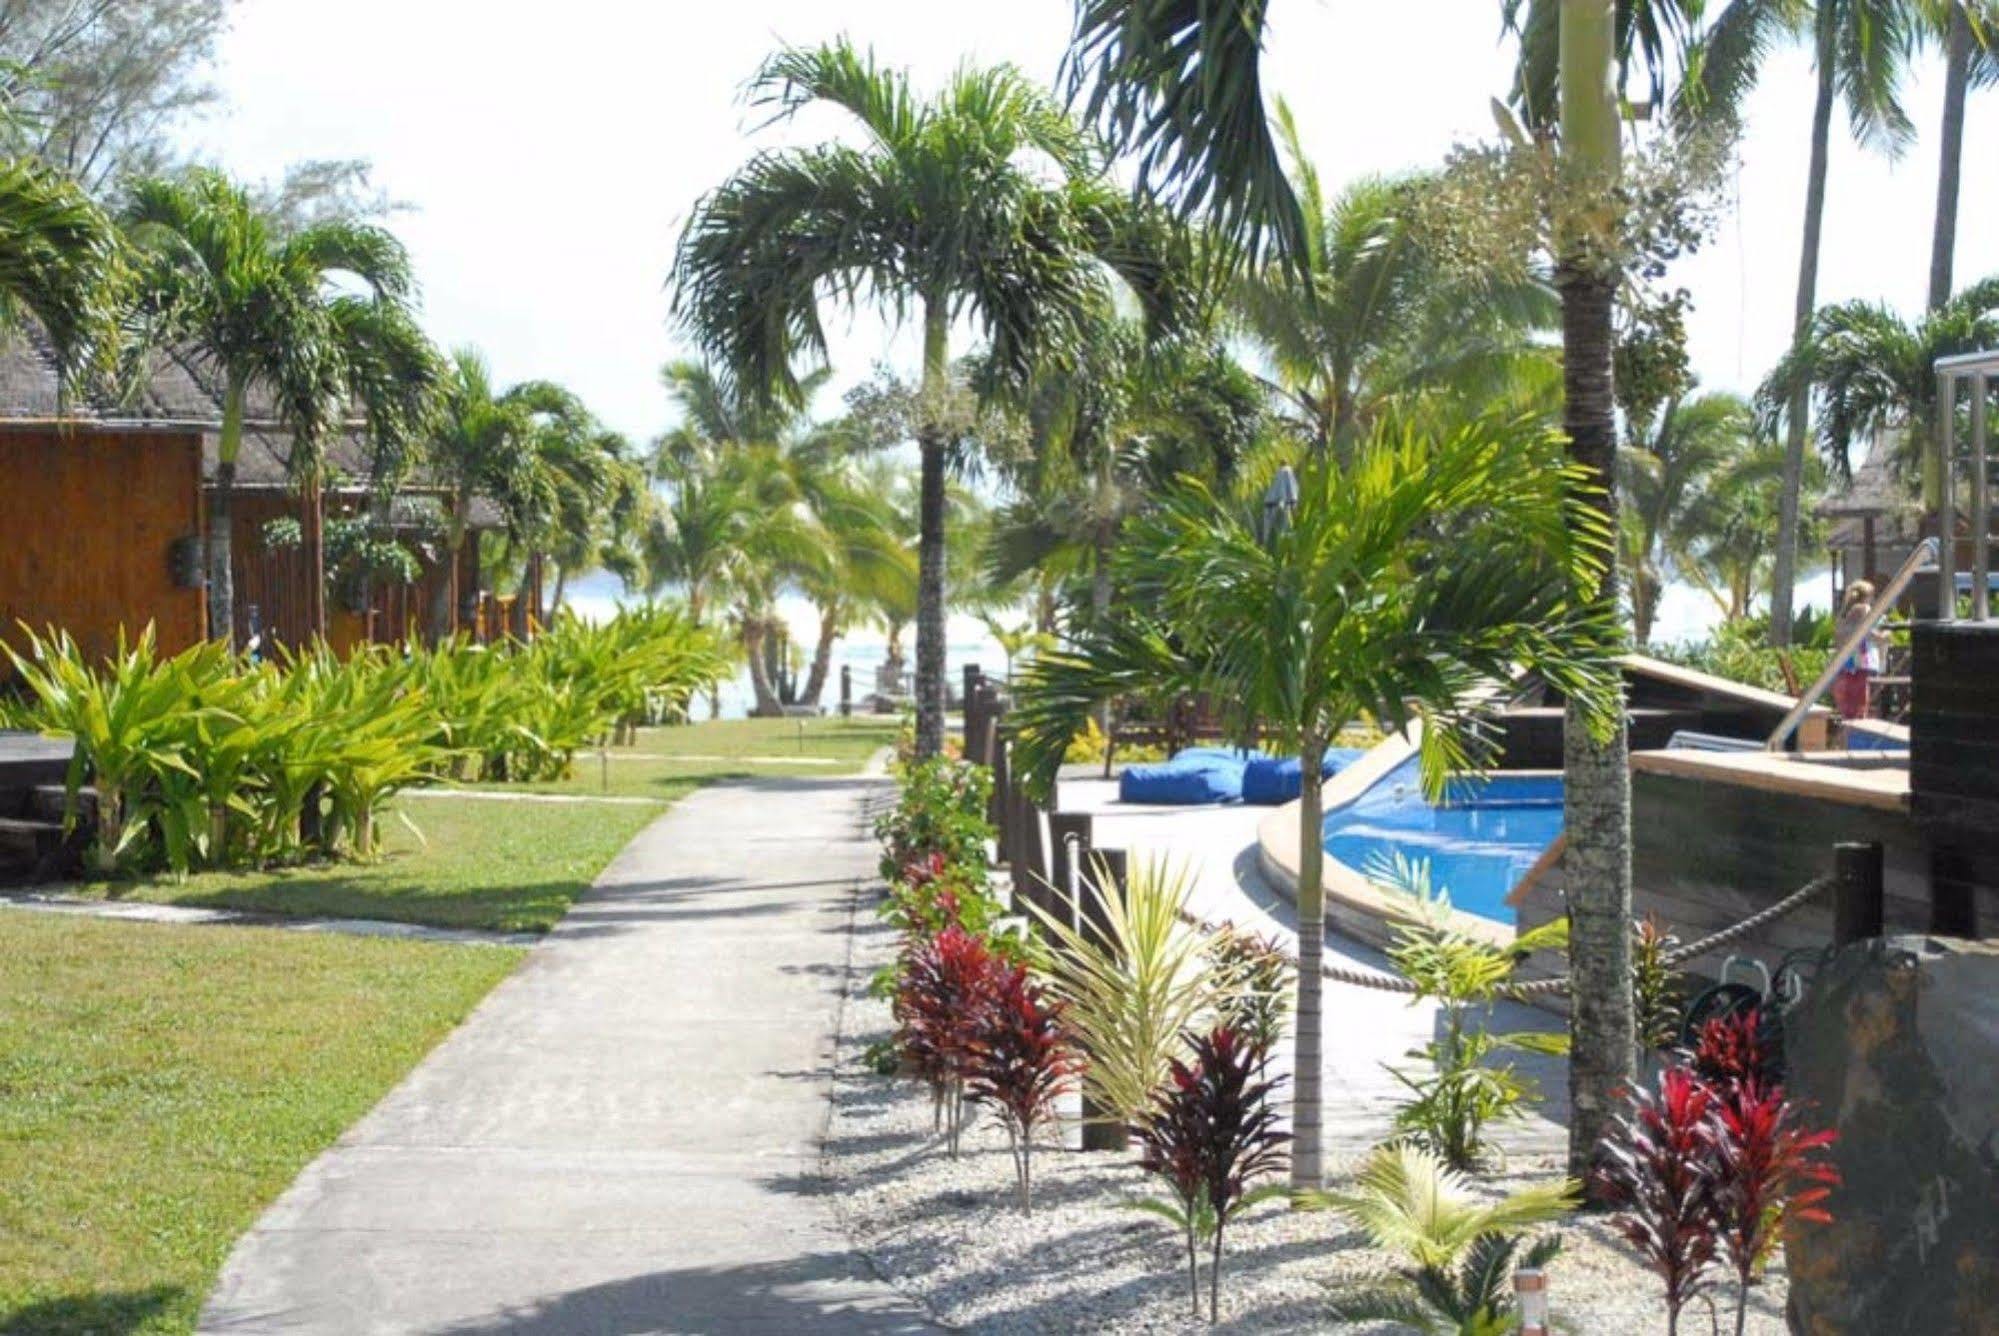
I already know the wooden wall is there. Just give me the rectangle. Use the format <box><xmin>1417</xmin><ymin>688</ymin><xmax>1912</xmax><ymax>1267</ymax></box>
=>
<box><xmin>1516</xmin><ymin>769</ymin><xmax>1996</xmax><ymax>983</ymax></box>
<box><xmin>0</xmin><ymin>427</ymin><xmax>205</xmax><ymax>665</ymax></box>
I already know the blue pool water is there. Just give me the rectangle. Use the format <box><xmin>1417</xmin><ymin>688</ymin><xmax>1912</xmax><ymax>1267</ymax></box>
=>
<box><xmin>1321</xmin><ymin>756</ymin><xmax>1564</xmax><ymax>924</ymax></box>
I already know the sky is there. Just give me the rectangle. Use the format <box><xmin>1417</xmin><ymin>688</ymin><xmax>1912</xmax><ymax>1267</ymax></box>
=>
<box><xmin>185</xmin><ymin>1</ymin><xmax>1999</xmax><ymax>647</ymax></box>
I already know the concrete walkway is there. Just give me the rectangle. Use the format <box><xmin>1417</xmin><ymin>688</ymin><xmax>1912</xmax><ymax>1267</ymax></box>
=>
<box><xmin>201</xmin><ymin>775</ymin><xmax>933</xmax><ymax>1335</ymax></box>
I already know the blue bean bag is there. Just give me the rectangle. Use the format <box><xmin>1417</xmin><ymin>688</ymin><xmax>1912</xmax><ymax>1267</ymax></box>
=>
<box><xmin>1239</xmin><ymin>748</ymin><xmax>1368</xmax><ymax>805</ymax></box>
<box><xmin>1118</xmin><ymin>747</ymin><xmax>1256</xmax><ymax>805</ymax></box>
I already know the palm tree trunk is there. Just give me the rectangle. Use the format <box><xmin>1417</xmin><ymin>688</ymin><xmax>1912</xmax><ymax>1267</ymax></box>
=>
<box><xmin>300</xmin><ymin>468</ymin><xmax>327</xmax><ymax>643</ymax></box>
<box><xmin>1929</xmin><ymin>2</ymin><xmax>1973</xmax><ymax>311</ymax></box>
<box><xmin>743</xmin><ymin>616</ymin><xmax>782</xmax><ymax>717</ymax></box>
<box><xmin>208</xmin><ymin>374</ymin><xmax>245</xmax><ymax>647</ymax></box>
<box><xmin>914</xmin><ymin>299</ymin><xmax>950</xmax><ymax>759</ymax></box>
<box><xmin>803</xmin><ymin>604</ymin><xmax>839</xmax><ymax>706</ymax></box>
<box><xmin>550</xmin><ymin>565</ymin><xmax>569</xmax><ymax>618</ymax></box>
<box><xmin>1559</xmin><ymin>0</ymin><xmax>1633</xmax><ymax>1193</ymax></box>
<box><xmin>1290</xmin><ymin>731</ymin><xmax>1327</xmax><ymax>1191</ymax></box>
<box><xmin>428</xmin><ymin>495</ymin><xmax>470</xmax><ymax>643</ymax></box>
<box><xmin>1770</xmin><ymin>7</ymin><xmax>1841</xmax><ymax>648</ymax></box>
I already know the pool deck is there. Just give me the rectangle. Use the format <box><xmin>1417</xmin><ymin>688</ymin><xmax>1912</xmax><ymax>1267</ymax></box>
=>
<box><xmin>1057</xmin><ymin>770</ymin><xmax>1568</xmax><ymax>1159</ymax></box>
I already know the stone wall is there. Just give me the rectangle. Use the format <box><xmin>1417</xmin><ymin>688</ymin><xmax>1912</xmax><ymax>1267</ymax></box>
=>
<box><xmin>1785</xmin><ymin>936</ymin><xmax>1999</xmax><ymax>1334</ymax></box>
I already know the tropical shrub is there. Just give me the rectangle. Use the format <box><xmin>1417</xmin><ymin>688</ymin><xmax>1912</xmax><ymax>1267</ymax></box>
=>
<box><xmin>1593</xmin><ymin>1066</ymin><xmax>1726</xmax><ymax>1335</ymax></box>
<box><xmin>1689</xmin><ymin>1005</ymin><xmax>1783</xmax><ymax>1092</ymax></box>
<box><xmin>1206</xmin><ymin>925</ymin><xmax>1293</xmax><ymax>1054</ymax></box>
<box><xmin>1313</xmin><ymin>1144</ymin><xmax>1576</xmax><ymax>1336</ymax></box>
<box><xmin>963</xmin><ymin>962</ymin><xmax>1083</xmax><ymax>1212</ymax></box>
<box><xmin>893</xmin><ymin>925</ymin><xmax>1003</xmax><ymax>1156</ymax></box>
<box><xmin>2</xmin><ymin>607</ymin><xmax>726</xmax><ymax>875</ymax></box>
<box><xmin>1632</xmin><ymin>916</ymin><xmax>1687</xmax><ymax>1056</ymax></box>
<box><xmin>872</xmin><ymin>757</ymin><xmax>992</xmax><ymax>881</ymax></box>
<box><xmin>1709</xmin><ymin>1080</ymin><xmax>1838</xmax><ymax>1336</ymax></box>
<box><xmin>1131</xmin><ymin>1027</ymin><xmax>1290</xmax><ymax>1323</ymax></box>
<box><xmin>1379</xmin><ymin>865</ymin><xmax>1570</xmax><ymax>1170</ymax></box>
<box><xmin>1027</xmin><ymin>854</ymin><xmax>1219</xmax><ymax>1135</ymax></box>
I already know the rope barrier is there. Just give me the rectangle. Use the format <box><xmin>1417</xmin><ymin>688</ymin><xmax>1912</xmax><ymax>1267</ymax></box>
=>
<box><xmin>1174</xmin><ymin>875</ymin><xmax>1834</xmax><ymax>999</ymax></box>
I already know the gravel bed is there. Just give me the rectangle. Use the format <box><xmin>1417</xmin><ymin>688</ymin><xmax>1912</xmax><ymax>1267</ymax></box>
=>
<box><xmin>821</xmin><ymin>898</ymin><xmax>1791</xmax><ymax>1334</ymax></box>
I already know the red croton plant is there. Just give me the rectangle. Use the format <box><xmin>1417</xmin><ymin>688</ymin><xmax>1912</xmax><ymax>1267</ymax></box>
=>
<box><xmin>894</xmin><ymin>925</ymin><xmax>1001</xmax><ymax>1155</ymax></box>
<box><xmin>1595</xmin><ymin>1009</ymin><xmax>1839</xmax><ymax>1336</ymax></box>
<box><xmin>963</xmin><ymin>962</ymin><xmax>1083</xmax><ymax>1214</ymax></box>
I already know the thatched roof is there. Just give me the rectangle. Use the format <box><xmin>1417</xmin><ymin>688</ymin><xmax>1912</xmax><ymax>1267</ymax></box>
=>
<box><xmin>0</xmin><ymin>324</ymin><xmax>499</xmax><ymax>526</ymax></box>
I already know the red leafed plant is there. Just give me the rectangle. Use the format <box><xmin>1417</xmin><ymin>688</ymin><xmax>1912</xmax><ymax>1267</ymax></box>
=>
<box><xmin>1709</xmin><ymin>1081</ymin><xmax>1839</xmax><ymax>1336</ymax></box>
<box><xmin>1133</xmin><ymin>1028</ymin><xmax>1290</xmax><ymax>1323</ymax></box>
<box><xmin>1593</xmin><ymin>1065</ymin><xmax>1724</xmax><ymax>1336</ymax></box>
<box><xmin>1690</xmin><ymin>1006</ymin><xmax>1783</xmax><ymax>1093</ymax></box>
<box><xmin>963</xmin><ymin>963</ymin><xmax>1083</xmax><ymax>1212</ymax></box>
<box><xmin>894</xmin><ymin>926</ymin><xmax>1001</xmax><ymax>1156</ymax></box>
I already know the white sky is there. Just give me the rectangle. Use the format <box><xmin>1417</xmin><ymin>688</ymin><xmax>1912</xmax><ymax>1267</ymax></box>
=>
<box><xmin>186</xmin><ymin>1</ymin><xmax>1999</xmax><ymax>643</ymax></box>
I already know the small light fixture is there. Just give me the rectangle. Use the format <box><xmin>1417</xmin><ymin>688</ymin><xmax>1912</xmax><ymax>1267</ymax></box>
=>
<box><xmin>1515</xmin><ymin>1267</ymin><xmax>1548</xmax><ymax>1335</ymax></box>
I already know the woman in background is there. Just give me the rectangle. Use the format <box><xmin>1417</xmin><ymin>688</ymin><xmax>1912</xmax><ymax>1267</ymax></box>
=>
<box><xmin>1832</xmin><ymin>580</ymin><xmax>1886</xmax><ymax>720</ymax></box>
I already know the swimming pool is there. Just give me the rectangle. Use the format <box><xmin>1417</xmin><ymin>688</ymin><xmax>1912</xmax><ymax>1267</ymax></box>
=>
<box><xmin>1321</xmin><ymin>756</ymin><xmax>1563</xmax><ymax>924</ymax></box>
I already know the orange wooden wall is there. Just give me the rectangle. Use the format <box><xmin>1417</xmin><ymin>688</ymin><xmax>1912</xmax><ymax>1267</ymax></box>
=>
<box><xmin>0</xmin><ymin>427</ymin><xmax>206</xmax><ymax>665</ymax></box>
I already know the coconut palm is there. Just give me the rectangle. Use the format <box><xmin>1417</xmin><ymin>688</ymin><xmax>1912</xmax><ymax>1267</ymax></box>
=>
<box><xmin>1680</xmin><ymin>437</ymin><xmax>1829</xmax><ymax>620</ymax></box>
<box><xmin>1007</xmin><ymin>413</ymin><xmax>1619</xmax><ymax>1190</ymax></box>
<box><xmin>422</xmin><ymin>348</ymin><xmax>537</xmax><ymax>640</ymax></box>
<box><xmin>1231</xmin><ymin>115</ymin><xmax>1557</xmax><ymax>458</ymax></box>
<box><xmin>1619</xmin><ymin>392</ymin><xmax>1760</xmax><ymax>643</ymax></box>
<box><xmin>1064</xmin><ymin>0</ymin><xmax>1659</xmax><ymax>1186</ymax></box>
<box><xmin>0</xmin><ymin>156</ymin><xmax>123</xmax><ymax>386</ymax></box>
<box><xmin>122</xmin><ymin>169</ymin><xmax>423</xmax><ymax>644</ymax></box>
<box><xmin>1760</xmin><ymin>275</ymin><xmax>1999</xmax><ymax>483</ymax></box>
<box><xmin>1766</xmin><ymin>0</ymin><xmax>1922</xmax><ymax>643</ymax></box>
<box><xmin>1921</xmin><ymin>1</ymin><xmax>1998</xmax><ymax>309</ymax></box>
<box><xmin>673</xmin><ymin>38</ymin><xmax>1177</xmax><ymax>758</ymax></box>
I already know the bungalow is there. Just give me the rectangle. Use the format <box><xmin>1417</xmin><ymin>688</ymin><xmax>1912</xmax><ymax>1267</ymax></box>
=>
<box><xmin>0</xmin><ymin>326</ymin><xmax>521</xmax><ymax>666</ymax></box>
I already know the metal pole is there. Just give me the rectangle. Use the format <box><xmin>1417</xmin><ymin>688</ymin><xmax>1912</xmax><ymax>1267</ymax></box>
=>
<box><xmin>1939</xmin><ymin>371</ymin><xmax>1958</xmax><ymax>619</ymax></box>
<box><xmin>1974</xmin><ymin>371</ymin><xmax>1990</xmax><ymax>622</ymax></box>
<box><xmin>1832</xmin><ymin>841</ymin><xmax>1885</xmax><ymax>946</ymax></box>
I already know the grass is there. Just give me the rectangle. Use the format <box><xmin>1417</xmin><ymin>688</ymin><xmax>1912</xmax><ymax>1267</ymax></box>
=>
<box><xmin>65</xmin><ymin>716</ymin><xmax>901</xmax><ymax>933</ymax></box>
<box><xmin>71</xmin><ymin>794</ymin><xmax>662</xmax><ymax>934</ymax></box>
<box><xmin>461</xmin><ymin>714</ymin><xmax>902</xmax><ymax>800</ymax></box>
<box><xmin>0</xmin><ymin>912</ymin><xmax>522</xmax><ymax>1336</ymax></box>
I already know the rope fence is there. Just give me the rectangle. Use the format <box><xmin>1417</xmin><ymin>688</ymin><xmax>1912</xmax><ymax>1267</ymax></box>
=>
<box><xmin>1172</xmin><ymin>874</ymin><xmax>1834</xmax><ymax>999</ymax></box>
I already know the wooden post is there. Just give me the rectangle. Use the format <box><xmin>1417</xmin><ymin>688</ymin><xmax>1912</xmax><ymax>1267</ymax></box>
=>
<box><xmin>983</xmin><ymin>689</ymin><xmax>1010</xmax><ymax>836</ymax></box>
<box><xmin>1833</xmin><ymin>841</ymin><xmax>1886</xmax><ymax>946</ymax></box>
<box><xmin>1929</xmin><ymin>842</ymin><xmax>1980</xmax><ymax>938</ymax></box>
<box><xmin>1079</xmin><ymin>844</ymin><xmax>1129</xmax><ymax>1152</ymax></box>
<box><xmin>839</xmin><ymin>664</ymin><xmax>852</xmax><ymax>718</ymax></box>
<box><xmin>963</xmin><ymin>678</ymin><xmax>987</xmax><ymax>767</ymax></box>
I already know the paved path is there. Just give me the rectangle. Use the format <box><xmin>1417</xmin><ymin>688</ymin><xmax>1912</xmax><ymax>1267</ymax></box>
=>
<box><xmin>201</xmin><ymin>775</ymin><xmax>933</xmax><ymax>1335</ymax></box>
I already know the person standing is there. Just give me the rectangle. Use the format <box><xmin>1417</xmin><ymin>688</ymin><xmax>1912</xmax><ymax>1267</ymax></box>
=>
<box><xmin>1832</xmin><ymin>581</ymin><xmax>1886</xmax><ymax>719</ymax></box>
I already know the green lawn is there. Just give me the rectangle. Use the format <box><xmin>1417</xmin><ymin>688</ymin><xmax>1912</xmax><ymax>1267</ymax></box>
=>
<box><xmin>463</xmin><ymin>715</ymin><xmax>902</xmax><ymax>800</ymax></box>
<box><xmin>0</xmin><ymin>913</ymin><xmax>522</xmax><ymax>1336</ymax></box>
<box><xmin>74</xmin><ymin>794</ymin><xmax>663</xmax><ymax>934</ymax></box>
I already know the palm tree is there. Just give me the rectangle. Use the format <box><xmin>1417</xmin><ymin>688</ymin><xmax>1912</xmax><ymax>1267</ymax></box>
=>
<box><xmin>0</xmin><ymin>157</ymin><xmax>123</xmax><ymax>387</ymax></box>
<box><xmin>1064</xmin><ymin>0</ymin><xmax>1658</xmax><ymax>1186</ymax></box>
<box><xmin>1762</xmin><ymin>277</ymin><xmax>1999</xmax><ymax>482</ymax></box>
<box><xmin>122</xmin><ymin>169</ymin><xmax>423</xmax><ymax>645</ymax></box>
<box><xmin>1922</xmin><ymin>1</ymin><xmax>1997</xmax><ymax>310</ymax></box>
<box><xmin>673</xmin><ymin>39</ymin><xmax>1170</xmax><ymax>758</ymax></box>
<box><xmin>1766</xmin><ymin>0</ymin><xmax>1922</xmax><ymax>644</ymax></box>
<box><xmin>1619</xmin><ymin>392</ymin><xmax>1760</xmax><ymax>643</ymax></box>
<box><xmin>422</xmin><ymin>348</ymin><xmax>535</xmax><ymax>640</ymax></box>
<box><xmin>1680</xmin><ymin>437</ymin><xmax>1828</xmax><ymax>620</ymax></box>
<box><xmin>1232</xmin><ymin>115</ymin><xmax>1557</xmax><ymax>458</ymax></box>
<box><xmin>1008</xmin><ymin>414</ymin><xmax>1619</xmax><ymax>1190</ymax></box>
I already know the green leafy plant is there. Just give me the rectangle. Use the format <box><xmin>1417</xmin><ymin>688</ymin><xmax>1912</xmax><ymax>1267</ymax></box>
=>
<box><xmin>1377</xmin><ymin>856</ymin><xmax>1570</xmax><ymax>1171</ymax></box>
<box><xmin>1026</xmin><ymin>853</ymin><xmax>1219</xmax><ymax>1136</ymax></box>
<box><xmin>871</xmin><ymin>757</ymin><xmax>992</xmax><ymax>881</ymax></box>
<box><xmin>1130</xmin><ymin>1027</ymin><xmax>1290</xmax><ymax>1322</ymax></box>
<box><xmin>1311</xmin><ymin>1143</ymin><xmax>1577</xmax><ymax>1336</ymax></box>
<box><xmin>1206</xmin><ymin>925</ymin><xmax>1293</xmax><ymax>1054</ymax></box>
<box><xmin>1631</xmin><ymin>916</ymin><xmax>1687</xmax><ymax>1056</ymax></box>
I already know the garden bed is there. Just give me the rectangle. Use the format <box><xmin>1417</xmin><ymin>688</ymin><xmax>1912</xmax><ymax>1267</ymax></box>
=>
<box><xmin>821</xmin><ymin>903</ymin><xmax>1794</xmax><ymax>1334</ymax></box>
